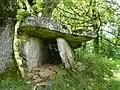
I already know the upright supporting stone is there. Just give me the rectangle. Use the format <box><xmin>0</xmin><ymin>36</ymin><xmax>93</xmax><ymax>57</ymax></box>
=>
<box><xmin>23</xmin><ymin>37</ymin><xmax>49</xmax><ymax>71</ymax></box>
<box><xmin>56</xmin><ymin>38</ymin><xmax>74</xmax><ymax>69</ymax></box>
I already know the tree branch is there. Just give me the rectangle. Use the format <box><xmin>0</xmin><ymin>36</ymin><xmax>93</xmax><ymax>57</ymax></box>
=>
<box><xmin>99</xmin><ymin>36</ymin><xmax>120</xmax><ymax>46</ymax></box>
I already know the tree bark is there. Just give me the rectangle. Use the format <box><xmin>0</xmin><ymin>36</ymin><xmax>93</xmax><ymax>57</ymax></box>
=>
<box><xmin>94</xmin><ymin>30</ymin><xmax>99</xmax><ymax>54</ymax></box>
<box><xmin>42</xmin><ymin>0</ymin><xmax>59</xmax><ymax>18</ymax></box>
<box><xmin>0</xmin><ymin>0</ymin><xmax>16</xmax><ymax>72</ymax></box>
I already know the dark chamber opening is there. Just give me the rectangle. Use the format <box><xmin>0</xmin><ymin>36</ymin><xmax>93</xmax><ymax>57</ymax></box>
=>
<box><xmin>45</xmin><ymin>40</ymin><xmax>62</xmax><ymax>65</ymax></box>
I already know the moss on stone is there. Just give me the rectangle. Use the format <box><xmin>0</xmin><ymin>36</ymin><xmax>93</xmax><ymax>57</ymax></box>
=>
<box><xmin>18</xmin><ymin>26</ymin><xmax>92</xmax><ymax>48</ymax></box>
<box><xmin>0</xmin><ymin>58</ymin><xmax>20</xmax><ymax>81</ymax></box>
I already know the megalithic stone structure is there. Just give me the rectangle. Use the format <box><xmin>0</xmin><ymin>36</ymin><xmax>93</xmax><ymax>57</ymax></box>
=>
<box><xmin>15</xmin><ymin>15</ymin><xmax>96</xmax><ymax>78</ymax></box>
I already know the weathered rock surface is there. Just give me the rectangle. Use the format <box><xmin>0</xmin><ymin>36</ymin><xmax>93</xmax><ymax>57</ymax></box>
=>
<box><xmin>0</xmin><ymin>19</ymin><xmax>15</xmax><ymax>72</ymax></box>
<box><xmin>21</xmin><ymin>37</ymin><xmax>50</xmax><ymax>71</ymax></box>
<box><xmin>18</xmin><ymin>16</ymin><xmax>96</xmax><ymax>48</ymax></box>
<box><xmin>57</xmin><ymin>38</ymin><xmax>74</xmax><ymax>68</ymax></box>
<box><xmin>16</xmin><ymin>15</ymin><xmax>97</xmax><ymax>79</ymax></box>
<box><xmin>0</xmin><ymin>0</ymin><xmax>16</xmax><ymax>72</ymax></box>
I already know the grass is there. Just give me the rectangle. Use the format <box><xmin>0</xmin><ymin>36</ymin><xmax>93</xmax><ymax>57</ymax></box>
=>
<box><xmin>0</xmin><ymin>77</ymin><xmax>29</xmax><ymax>90</ymax></box>
<box><xmin>0</xmin><ymin>55</ymin><xmax>120</xmax><ymax>90</ymax></box>
<box><xmin>51</xmin><ymin>55</ymin><xmax>120</xmax><ymax>90</ymax></box>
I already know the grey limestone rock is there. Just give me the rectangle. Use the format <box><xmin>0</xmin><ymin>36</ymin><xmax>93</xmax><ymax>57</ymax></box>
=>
<box><xmin>18</xmin><ymin>16</ymin><xmax>96</xmax><ymax>48</ymax></box>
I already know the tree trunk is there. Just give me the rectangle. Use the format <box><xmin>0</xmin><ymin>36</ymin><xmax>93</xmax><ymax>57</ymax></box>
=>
<box><xmin>42</xmin><ymin>0</ymin><xmax>59</xmax><ymax>18</ymax></box>
<box><xmin>92</xmin><ymin>0</ymin><xmax>99</xmax><ymax>54</ymax></box>
<box><xmin>94</xmin><ymin>30</ymin><xmax>99</xmax><ymax>54</ymax></box>
<box><xmin>0</xmin><ymin>0</ymin><xmax>16</xmax><ymax>72</ymax></box>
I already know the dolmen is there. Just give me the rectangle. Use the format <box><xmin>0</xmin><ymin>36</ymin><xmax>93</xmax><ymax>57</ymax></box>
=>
<box><xmin>15</xmin><ymin>15</ymin><xmax>96</xmax><ymax>78</ymax></box>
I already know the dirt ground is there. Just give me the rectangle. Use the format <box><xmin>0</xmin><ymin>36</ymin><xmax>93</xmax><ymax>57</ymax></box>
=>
<box><xmin>28</xmin><ymin>63</ymin><xmax>59</xmax><ymax>86</ymax></box>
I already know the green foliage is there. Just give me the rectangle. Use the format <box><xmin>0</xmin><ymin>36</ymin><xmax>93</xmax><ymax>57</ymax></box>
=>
<box><xmin>0</xmin><ymin>55</ymin><xmax>120</xmax><ymax>90</ymax></box>
<box><xmin>16</xmin><ymin>0</ymin><xmax>42</xmax><ymax>22</ymax></box>
<box><xmin>17</xmin><ymin>9</ymin><xmax>30</xmax><ymax>22</ymax></box>
<box><xmin>0</xmin><ymin>77</ymin><xmax>29</xmax><ymax>90</ymax></box>
<box><xmin>12</xmin><ymin>0</ymin><xmax>120</xmax><ymax>90</ymax></box>
<box><xmin>52</xmin><ymin>0</ymin><xmax>120</xmax><ymax>55</ymax></box>
<box><xmin>107</xmin><ymin>80</ymin><xmax>120</xmax><ymax>90</ymax></box>
<box><xmin>51</xmin><ymin>53</ymin><xmax>120</xmax><ymax>90</ymax></box>
<box><xmin>78</xmin><ymin>39</ymin><xmax>120</xmax><ymax>59</ymax></box>
<box><xmin>0</xmin><ymin>54</ymin><xmax>120</xmax><ymax>90</ymax></box>
<box><xmin>99</xmin><ymin>40</ymin><xmax>120</xmax><ymax>58</ymax></box>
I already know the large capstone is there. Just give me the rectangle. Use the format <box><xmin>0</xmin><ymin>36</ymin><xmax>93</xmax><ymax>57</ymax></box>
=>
<box><xmin>18</xmin><ymin>16</ymin><xmax>96</xmax><ymax>49</ymax></box>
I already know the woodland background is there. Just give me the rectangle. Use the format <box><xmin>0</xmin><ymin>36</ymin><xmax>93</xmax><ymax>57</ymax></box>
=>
<box><xmin>0</xmin><ymin>0</ymin><xmax>120</xmax><ymax>90</ymax></box>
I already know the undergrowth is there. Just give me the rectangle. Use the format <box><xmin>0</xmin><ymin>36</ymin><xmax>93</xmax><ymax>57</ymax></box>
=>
<box><xmin>0</xmin><ymin>77</ymin><xmax>29</xmax><ymax>90</ymax></box>
<box><xmin>0</xmin><ymin>55</ymin><xmax>120</xmax><ymax>90</ymax></box>
<box><xmin>51</xmin><ymin>54</ymin><xmax>120</xmax><ymax>90</ymax></box>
